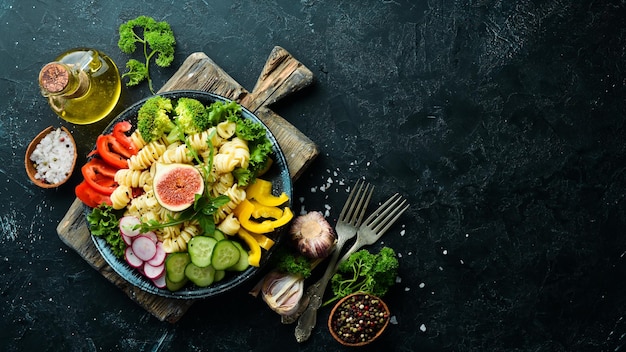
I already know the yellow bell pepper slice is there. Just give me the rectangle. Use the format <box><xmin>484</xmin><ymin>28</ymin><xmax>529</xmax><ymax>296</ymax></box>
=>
<box><xmin>237</xmin><ymin>228</ymin><xmax>261</xmax><ymax>267</ymax></box>
<box><xmin>248</xmin><ymin>231</ymin><xmax>275</xmax><ymax>251</ymax></box>
<box><xmin>233</xmin><ymin>199</ymin><xmax>276</xmax><ymax>234</ymax></box>
<box><xmin>250</xmin><ymin>200</ymin><xmax>284</xmax><ymax>219</ymax></box>
<box><xmin>272</xmin><ymin>206</ymin><xmax>294</xmax><ymax>228</ymax></box>
<box><xmin>246</xmin><ymin>178</ymin><xmax>289</xmax><ymax>207</ymax></box>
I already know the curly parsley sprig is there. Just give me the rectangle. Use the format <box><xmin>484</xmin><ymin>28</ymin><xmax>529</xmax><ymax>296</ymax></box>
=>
<box><xmin>118</xmin><ymin>15</ymin><xmax>176</xmax><ymax>94</ymax></box>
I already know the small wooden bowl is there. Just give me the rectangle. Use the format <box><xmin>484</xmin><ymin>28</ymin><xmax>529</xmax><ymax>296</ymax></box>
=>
<box><xmin>25</xmin><ymin>126</ymin><xmax>77</xmax><ymax>188</ymax></box>
<box><xmin>328</xmin><ymin>292</ymin><xmax>391</xmax><ymax>347</ymax></box>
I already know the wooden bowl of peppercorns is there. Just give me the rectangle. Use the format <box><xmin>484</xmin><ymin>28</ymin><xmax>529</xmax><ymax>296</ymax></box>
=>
<box><xmin>327</xmin><ymin>292</ymin><xmax>391</xmax><ymax>347</ymax></box>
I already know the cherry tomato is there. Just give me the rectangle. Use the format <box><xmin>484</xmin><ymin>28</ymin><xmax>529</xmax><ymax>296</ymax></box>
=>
<box><xmin>96</xmin><ymin>135</ymin><xmax>129</xmax><ymax>169</ymax></box>
<box><xmin>75</xmin><ymin>181</ymin><xmax>112</xmax><ymax>208</ymax></box>
<box><xmin>112</xmin><ymin>121</ymin><xmax>138</xmax><ymax>155</ymax></box>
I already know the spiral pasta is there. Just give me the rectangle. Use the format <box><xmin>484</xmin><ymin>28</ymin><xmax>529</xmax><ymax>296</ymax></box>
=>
<box><xmin>187</xmin><ymin>127</ymin><xmax>222</xmax><ymax>152</ymax></box>
<box><xmin>110</xmin><ymin>185</ymin><xmax>132</xmax><ymax>210</ymax></box>
<box><xmin>213</xmin><ymin>137</ymin><xmax>250</xmax><ymax>174</ymax></box>
<box><xmin>130</xmin><ymin>130</ymin><xmax>147</xmax><ymax>150</ymax></box>
<box><xmin>128</xmin><ymin>140</ymin><xmax>167</xmax><ymax>170</ymax></box>
<box><xmin>216</xmin><ymin>121</ymin><xmax>237</xmax><ymax>139</ymax></box>
<box><xmin>217</xmin><ymin>213</ymin><xmax>240</xmax><ymax>235</ymax></box>
<box><xmin>115</xmin><ymin>169</ymin><xmax>152</xmax><ymax>190</ymax></box>
<box><xmin>211</xmin><ymin>172</ymin><xmax>235</xmax><ymax>197</ymax></box>
<box><xmin>161</xmin><ymin>223</ymin><xmax>201</xmax><ymax>252</ymax></box>
<box><xmin>160</xmin><ymin>143</ymin><xmax>194</xmax><ymax>164</ymax></box>
<box><xmin>214</xmin><ymin>184</ymin><xmax>247</xmax><ymax>223</ymax></box>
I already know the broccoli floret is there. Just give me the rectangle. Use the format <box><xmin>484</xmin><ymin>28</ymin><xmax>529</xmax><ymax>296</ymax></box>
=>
<box><xmin>137</xmin><ymin>96</ymin><xmax>176</xmax><ymax>143</ymax></box>
<box><xmin>174</xmin><ymin>97</ymin><xmax>211</xmax><ymax>134</ymax></box>
<box><xmin>324</xmin><ymin>246</ymin><xmax>399</xmax><ymax>306</ymax></box>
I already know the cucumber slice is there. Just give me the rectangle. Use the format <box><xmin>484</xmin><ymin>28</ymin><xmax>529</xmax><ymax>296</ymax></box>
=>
<box><xmin>211</xmin><ymin>240</ymin><xmax>241</xmax><ymax>270</ymax></box>
<box><xmin>214</xmin><ymin>269</ymin><xmax>226</xmax><ymax>282</ymax></box>
<box><xmin>165</xmin><ymin>275</ymin><xmax>188</xmax><ymax>291</ymax></box>
<box><xmin>184</xmin><ymin>262</ymin><xmax>215</xmax><ymax>287</ymax></box>
<box><xmin>188</xmin><ymin>236</ymin><xmax>217</xmax><ymax>268</ymax></box>
<box><xmin>165</xmin><ymin>252</ymin><xmax>191</xmax><ymax>283</ymax></box>
<box><xmin>212</xmin><ymin>229</ymin><xmax>226</xmax><ymax>241</ymax></box>
<box><xmin>226</xmin><ymin>241</ymin><xmax>249</xmax><ymax>272</ymax></box>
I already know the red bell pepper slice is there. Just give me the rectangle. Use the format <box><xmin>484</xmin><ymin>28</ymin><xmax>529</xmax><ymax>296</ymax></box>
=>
<box><xmin>75</xmin><ymin>181</ymin><xmax>112</xmax><ymax>208</ymax></box>
<box><xmin>96</xmin><ymin>135</ymin><xmax>129</xmax><ymax>169</ymax></box>
<box><xmin>112</xmin><ymin>121</ymin><xmax>138</xmax><ymax>155</ymax></box>
<box><xmin>81</xmin><ymin>160</ymin><xmax>118</xmax><ymax>195</ymax></box>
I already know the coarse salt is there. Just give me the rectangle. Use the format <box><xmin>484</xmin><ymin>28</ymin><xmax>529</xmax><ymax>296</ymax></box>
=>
<box><xmin>29</xmin><ymin>128</ymin><xmax>75</xmax><ymax>184</ymax></box>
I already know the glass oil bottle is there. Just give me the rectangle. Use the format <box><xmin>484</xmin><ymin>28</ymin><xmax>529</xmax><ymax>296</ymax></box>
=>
<box><xmin>38</xmin><ymin>48</ymin><xmax>121</xmax><ymax>124</ymax></box>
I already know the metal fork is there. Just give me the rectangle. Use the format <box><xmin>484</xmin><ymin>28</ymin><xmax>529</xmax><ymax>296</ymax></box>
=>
<box><xmin>294</xmin><ymin>179</ymin><xmax>374</xmax><ymax>343</ymax></box>
<box><xmin>336</xmin><ymin>193</ymin><xmax>409</xmax><ymax>268</ymax></box>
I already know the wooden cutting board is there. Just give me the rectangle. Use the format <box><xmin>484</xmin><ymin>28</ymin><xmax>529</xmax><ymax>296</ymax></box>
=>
<box><xmin>56</xmin><ymin>46</ymin><xmax>318</xmax><ymax>323</ymax></box>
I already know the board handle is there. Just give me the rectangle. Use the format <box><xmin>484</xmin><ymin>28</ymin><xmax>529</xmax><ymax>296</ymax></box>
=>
<box><xmin>239</xmin><ymin>46</ymin><xmax>314</xmax><ymax>112</ymax></box>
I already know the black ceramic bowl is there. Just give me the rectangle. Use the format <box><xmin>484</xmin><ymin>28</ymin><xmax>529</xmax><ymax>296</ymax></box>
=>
<box><xmin>87</xmin><ymin>90</ymin><xmax>292</xmax><ymax>299</ymax></box>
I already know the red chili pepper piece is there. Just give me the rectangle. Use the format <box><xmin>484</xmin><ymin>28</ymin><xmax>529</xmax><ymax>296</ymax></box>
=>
<box><xmin>81</xmin><ymin>160</ymin><xmax>118</xmax><ymax>195</ymax></box>
<box><xmin>75</xmin><ymin>181</ymin><xmax>112</xmax><ymax>208</ymax></box>
<box><xmin>112</xmin><ymin>121</ymin><xmax>138</xmax><ymax>155</ymax></box>
<box><xmin>96</xmin><ymin>135</ymin><xmax>129</xmax><ymax>169</ymax></box>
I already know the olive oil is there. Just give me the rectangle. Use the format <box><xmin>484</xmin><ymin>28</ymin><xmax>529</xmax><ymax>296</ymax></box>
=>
<box><xmin>39</xmin><ymin>48</ymin><xmax>121</xmax><ymax>125</ymax></box>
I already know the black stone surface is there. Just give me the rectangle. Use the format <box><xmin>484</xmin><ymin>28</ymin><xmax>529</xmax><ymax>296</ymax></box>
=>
<box><xmin>1</xmin><ymin>0</ymin><xmax>626</xmax><ymax>351</ymax></box>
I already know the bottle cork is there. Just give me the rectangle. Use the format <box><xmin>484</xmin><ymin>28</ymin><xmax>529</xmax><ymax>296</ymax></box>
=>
<box><xmin>39</xmin><ymin>63</ymin><xmax>70</xmax><ymax>93</ymax></box>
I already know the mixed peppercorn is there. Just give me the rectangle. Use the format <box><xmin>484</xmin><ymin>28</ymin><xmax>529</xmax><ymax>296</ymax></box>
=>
<box><xmin>329</xmin><ymin>293</ymin><xmax>390</xmax><ymax>345</ymax></box>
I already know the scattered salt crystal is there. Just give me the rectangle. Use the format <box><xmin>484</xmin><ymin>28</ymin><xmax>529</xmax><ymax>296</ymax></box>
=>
<box><xmin>460</xmin><ymin>259</ymin><xmax>465</xmax><ymax>264</ymax></box>
<box><xmin>400</xmin><ymin>229</ymin><xmax>406</xmax><ymax>236</ymax></box>
<box><xmin>310</xmin><ymin>187</ymin><xmax>317</xmax><ymax>193</ymax></box>
<box><xmin>404</xmin><ymin>287</ymin><xmax>410</xmax><ymax>291</ymax></box>
<box><xmin>395</xmin><ymin>276</ymin><xmax>402</xmax><ymax>283</ymax></box>
<box><xmin>442</xmin><ymin>249</ymin><xmax>448</xmax><ymax>255</ymax></box>
<box><xmin>419</xmin><ymin>282</ymin><xmax>425</xmax><ymax>288</ymax></box>
<box><xmin>398</xmin><ymin>253</ymin><xmax>403</xmax><ymax>258</ymax></box>
<box><xmin>390</xmin><ymin>316</ymin><xmax>398</xmax><ymax>325</ymax></box>
<box><xmin>420</xmin><ymin>324</ymin><xmax>426</xmax><ymax>332</ymax></box>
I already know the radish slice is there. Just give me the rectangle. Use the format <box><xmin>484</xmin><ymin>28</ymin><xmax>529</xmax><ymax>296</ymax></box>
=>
<box><xmin>147</xmin><ymin>242</ymin><xmax>167</xmax><ymax>266</ymax></box>
<box><xmin>122</xmin><ymin>233</ymin><xmax>133</xmax><ymax>246</ymax></box>
<box><xmin>125</xmin><ymin>247</ymin><xmax>144</xmax><ymax>268</ymax></box>
<box><xmin>143</xmin><ymin>262</ymin><xmax>165</xmax><ymax>279</ymax></box>
<box><xmin>142</xmin><ymin>231</ymin><xmax>158</xmax><ymax>243</ymax></box>
<box><xmin>151</xmin><ymin>273</ymin><xmax>166</xmax><ymax>288</ymax></box>
<box><xmin>132</xmin><ymin>236</ymin><xmax>157</xmax><ymax>261</ymax></box>
<box><xmin>119</xmin><ymin>216</ymin><xmax>142</xmax><ymax>237</ymax></box>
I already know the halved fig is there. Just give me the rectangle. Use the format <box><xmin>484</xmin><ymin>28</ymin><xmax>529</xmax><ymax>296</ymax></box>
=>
<box><xmin>153</xmin><ymin>162</ymin><xmax>204</xmax><ymax>212</ymax></box>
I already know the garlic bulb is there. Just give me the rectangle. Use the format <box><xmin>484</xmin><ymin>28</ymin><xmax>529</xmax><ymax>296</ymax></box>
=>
<box><xmin>289</xmin><ymin>211</ymin><xmax>336</xmax><ymax>259</ymax></box>
<box><xmin>254</xmin><ymin>270</ymin><xmax>304</xmax><ymax>316</ymax></box>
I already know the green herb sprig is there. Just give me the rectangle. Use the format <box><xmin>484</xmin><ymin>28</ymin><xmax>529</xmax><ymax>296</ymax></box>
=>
<box><xmin>118</xmin><ymin>15</ymin><xmax>176</xmax><ymax>94</ymax></box>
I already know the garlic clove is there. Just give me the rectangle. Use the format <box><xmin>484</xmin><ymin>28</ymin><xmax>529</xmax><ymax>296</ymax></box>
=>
<box><xmin>260</xmin><ymin>270</ymin><xmax>305</xmax><ymax>316</ymax></box>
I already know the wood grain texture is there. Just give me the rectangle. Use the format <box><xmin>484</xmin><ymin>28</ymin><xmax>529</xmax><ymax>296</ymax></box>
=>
<box><xmin>57</xmin><ymin>47</ymin><xmax>317</xmax><ymax>323</ymax></box>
